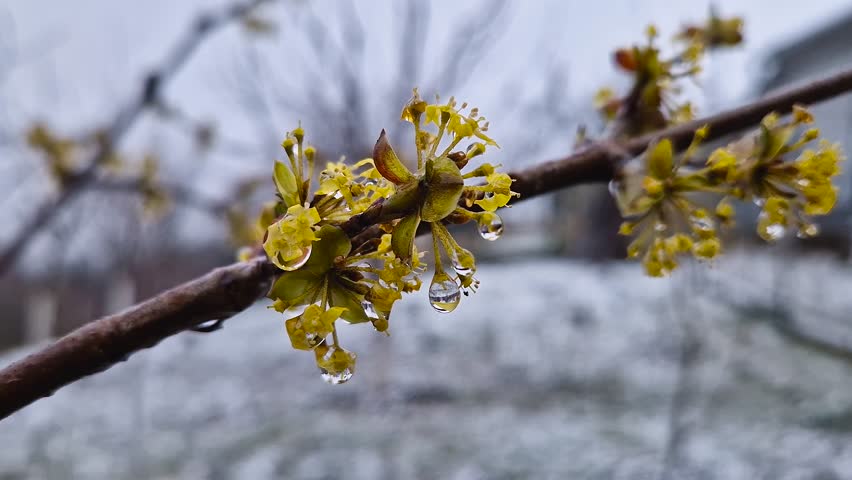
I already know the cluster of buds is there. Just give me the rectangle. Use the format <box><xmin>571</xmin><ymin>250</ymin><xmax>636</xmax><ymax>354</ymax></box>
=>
<box><xmin>259</xmin><ymin>92</ymin><xmax>517</xmax><ymax>383</ymax></box>
<box><xmin>611</xmin><ymin>106</ymin><xmax>843</xmax><ymax>276</ymax></box>
<box><xmin>594</xmin><ymin>12</ymin><xmax>744</xmax><ymax>138</ymax></box>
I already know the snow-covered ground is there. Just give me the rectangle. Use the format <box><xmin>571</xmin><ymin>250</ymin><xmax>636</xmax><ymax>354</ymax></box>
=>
<box><xmin>3</xmin><ymin>252</ymin><xmax>852</xmax><ymax>479</ymax></box>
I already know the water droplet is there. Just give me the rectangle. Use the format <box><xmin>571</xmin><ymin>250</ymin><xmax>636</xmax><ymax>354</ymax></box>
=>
<box><xmin>607</xmin><ymin>179</ymin><xmax>621</xmax><ymax>198</ymax></box>
<box><xmin>753</xmin><ymin>197</ymin><xmax>766</xmax><ymax>207</ymax></box>
<box><xmin>192</xmin><ymin>319</ymin><xmax>223</xmax><ymax>333</ymax></box>
<box><xmin>429</xmin><ymin>277</ymin><xmax>461</xmax><ymax>313</ymax></box>
<box><xmin>477</xmin><ymin>213</ymin><xmax>504</xmax><ymax>241</ymax></box>
<box><xmin>320</xmin><ymin>368</ymin><xmax>353</xmax><ymax>384</ymax></box>
<box><xmin>797</xmin><ymin>223</ymin><xmax>819</xmax><ymax>238</ymax></box>
<box><xmin>361</xmin><ymin>300</ymin><xmax>380</xmax><ymax>320</ymax></box>
<box><xmin>692</xmin><ymin>216</ymin><xmax>714</xmax><ymax>231</ymax></box>
<box><xmin>280</xmin><ymin>245</ymin><xmax>312</xmax><ymax>271</ymax></box>
<box><xmin>452</xmin><ymin>259</ymin><xmax>473</xmax><ymax>276</ymax></box>
<box><xmin>236</xmin><ymin>247</ymin><xmax>254</xmax><ymax>262</ymax></box>
<box><xmin>765</xmin><ymin>223</ymin><xmax>787</xmax><ymax>240</ymax></box>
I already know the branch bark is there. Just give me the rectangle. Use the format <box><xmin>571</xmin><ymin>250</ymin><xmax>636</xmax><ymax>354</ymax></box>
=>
<box><xmin>3</xmin><ymin>65</ymin><xmax>852</xmax><ymax>421</ymax></box>
<box><xmin>0</xmin><ymin>0</ymin><xmax>273</xmax><ymax>276</ymax></box>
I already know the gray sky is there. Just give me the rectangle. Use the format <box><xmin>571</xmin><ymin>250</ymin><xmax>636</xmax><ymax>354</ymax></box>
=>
<box><xmin>1</xmin><ymin>0</ymin><xmax>850</xmax><ymax>268</ymax></box>
<box><xmin>2</xmin><ymin>0</ymin><xmax>850</xmax><ymax>158</ymax></box>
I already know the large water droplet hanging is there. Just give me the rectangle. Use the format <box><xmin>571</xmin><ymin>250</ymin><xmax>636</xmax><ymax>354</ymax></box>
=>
<box><xmin>361</xmin><ymin>300</ymin><xmax>380</xmax><ymax>320</ymax></box>
<box><xmin>429</xmin><ymin>277</ymin><xmax>461</xmax><ymax>313</ymax></box>
<box><xmin>280</xmin><ymin>245</ymin><xmax>312</xmax><ymax>271</ymax></box>
<box><xmin>477</xmin><ymin>213</ymin><xmax>503</xmax><ymax>241</ymax></box>
<box><xmin>320</xmin><ymin>368</ymin><xmax>353</xmax><ymax>384</ymax></box>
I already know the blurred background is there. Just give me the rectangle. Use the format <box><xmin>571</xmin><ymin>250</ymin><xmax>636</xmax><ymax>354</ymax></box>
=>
<box><xmin>3</xmin><ymin>0</ymin><xmax>852</xmax><ymax>478</ymax></box>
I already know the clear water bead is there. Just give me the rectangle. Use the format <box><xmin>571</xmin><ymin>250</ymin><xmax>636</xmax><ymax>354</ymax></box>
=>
<box><xmin>607</xmin><ymin>179</ymin><xmax>621</xmax><ymax>198</ymax></box>
<box><xmin>477</xmin><ymin>213</ymin><xmax>504</xmax><ymax>241</ymax></box>
<box><xmin>452</xmin><ymin>257</ymin><xmax>473</xmax><ymax>276</ymax></box>
<box><xmin>429</xmin><ymin>278</ymin><xmax>461</xmax><ymax>313</ymax></box>
<box><xmin>281</xmin><ymin>245</ymin><xmax>312</xmax><ymax>271</ymax></box>
<box><xmin>320</xmin><ymin>368</ymin><xmax>353</xmax><ymax>385</ymax></box>
<box><xmin>797</xmin><ymin>223</ymin><xmax>819</xmax><ymax>238</ymax></box>
<box><xmin>361</xmin><ymin>300</ymin><xmax>380</xmax><ymax>320</ymax></box>
<box><xmin>765</xmin><ymin>223</ymin><xmax>787</xmax><ymax>241</ymax></box>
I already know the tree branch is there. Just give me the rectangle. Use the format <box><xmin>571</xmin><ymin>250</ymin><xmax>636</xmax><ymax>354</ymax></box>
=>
<box><xmin>507</xmin><ymin>66</ymin><xmax>852</xmax><ymax>200</ymax></box>
<box><xmin>89</xmin><ymin>178</ymin><xmax>230</xmax><ymax>215</ymax></box>
<box><xmin>0</xmin><ymin>0</ymin><xmax>273</xmax><ymax>276</ymax></box>
<box><xmin>3</xmin><ymin>65</ymin><xmax>852</xmax><ymax>421</ymax></box>
<box><xmin>0</xmin><ymin>258</ymin><xmax>277</xmax><ymax>419</ymax></box>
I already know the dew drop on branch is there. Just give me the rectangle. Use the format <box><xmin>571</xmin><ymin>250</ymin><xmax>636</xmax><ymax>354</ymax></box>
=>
<box><xmin>607</xmin><ymin>179</ymin><xmax>621</xmax><ymax>198</ymax></box>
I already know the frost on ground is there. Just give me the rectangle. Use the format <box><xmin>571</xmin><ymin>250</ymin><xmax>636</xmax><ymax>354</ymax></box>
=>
<box><xmin>3</xmin><ymin>250</ymin><xmax>852</xmax><ymax>480</ymax></box>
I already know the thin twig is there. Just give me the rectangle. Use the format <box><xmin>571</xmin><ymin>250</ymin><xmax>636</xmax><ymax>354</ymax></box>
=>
<box><xmin>89</xmin><ymin>178</ymin><xmax>230</xmax><ymax>215</ymax></box>
<box><xmin>3</xmin><ymin>65</ymin><xmax>852</xmax><ymax>421</ymax></box>
<box><xmin>0</xmin><ymin>0</ymin><xmax>273</xmax><ymax>276</ymax></box>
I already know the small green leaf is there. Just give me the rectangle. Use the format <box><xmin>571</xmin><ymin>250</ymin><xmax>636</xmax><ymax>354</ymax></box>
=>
<box><xmin>273</xmin><ymin>161</ymin><xmax>299</xmax><ymax>207</ymax></box>
<box><xmin>301</xmin><ymin>225</ymin><xmax>352</xmax><ymax>276</ymax></box>
<box><xmin>268</xmin><ymin>269</ymin><xmax>322</xmax><ymax>305</ymax></box>
<box><xmin>647</xmin><ymin>139</ymin><xmax>673</xmax><ymax>179</ymax></box>
<box><xmin>373</xmin><ymin>130</ymin><xmax>415</xmax><ymax>185</ymax></box>
<box><xmin>329</xmin><ymin>282</ymin><xmax>370</xmax><ymax>324</ymax></box>
<box><xmin>391</xmin><ymin>213</ymin><xmax>421</xmax><ymax>261</ymax></box>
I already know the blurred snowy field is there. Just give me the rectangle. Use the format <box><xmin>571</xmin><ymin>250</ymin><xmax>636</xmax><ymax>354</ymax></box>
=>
<box><xmin>3</xmin><ymin>251</ymin><xmax>852</xmax><ymax>479</ymax></box>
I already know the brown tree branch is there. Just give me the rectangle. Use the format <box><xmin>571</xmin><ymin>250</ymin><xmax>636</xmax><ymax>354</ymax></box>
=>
<box><xmin>3</xmin><ymin>66</ymin><xmax>852</xmax><ymax>421</ymax></box>
<box><xmin>0</xmin><ymin>258</ymin><xmax>277</xmax><ymax>419</ymax></box>
<box><xmin>0</xmin><ymin>0</ymin><xmax>274</xmax><ymax>276</ymax></box>
<box><xmin>89</xmin><ymin>178</ymin><xmax>231</xmax><ymax>215</ymax></box>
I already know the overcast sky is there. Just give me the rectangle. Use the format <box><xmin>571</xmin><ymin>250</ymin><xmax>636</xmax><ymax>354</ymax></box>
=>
<box><xmin>2</xmin><ymin>0</ymin><xmax>850</xmax><ymax>165</ymax></box>
<box><xmin>1</xmin><ymin>0</ymin><xmax>850</xmax><ymax>269</ymax></box>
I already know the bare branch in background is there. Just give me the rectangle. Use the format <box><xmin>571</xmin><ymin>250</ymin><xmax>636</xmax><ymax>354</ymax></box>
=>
<box><xmin>229</xmin><ymin>0</ymin><xmax>511</xmax><ymax>161</ymax></box>
<box><xmin>3</xmin><ymin>67</ymin><xmax>852</xmax><ymax>420</ymax></box>
<box><xmin>0</xmin><ymin>0</ymin><xmax>275</xmax><ymax>276</ymax></box>
<box><xmin>89</xmin><ymin>178</ymin><xmax>230</xmax><ymax>216</ymax></box>
<box><xmin>428</xmin><ymin>0</ymin><xmax>509</xmax><ymax>93</ymax></box>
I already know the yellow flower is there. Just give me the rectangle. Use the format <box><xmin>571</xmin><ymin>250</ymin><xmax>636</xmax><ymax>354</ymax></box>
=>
<box><xmin>263</xmin><ymin>205</ymin><xmax>321</xmax><ymax>270</ymax></box>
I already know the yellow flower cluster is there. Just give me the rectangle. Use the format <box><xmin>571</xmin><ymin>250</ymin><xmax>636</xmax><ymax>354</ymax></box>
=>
<box><xmin>613</xmin><ymin>106</ymin><xmax>844</xmax><ymax>276</ymax></box>
<box><xmin>708</xmin><ymin>108</ymin><xmax>842</xmax><ymax>241</ymax></box>
<box><xmin>612</xmin><ymin>130</ymin><xmax>722</xmax><ymax>276</ymax></box>
<box><xmin>258</xmin><ymin>95</ymin><xmax>514</xmax><ymax>383</ymax></box>
<box><xmin>27</xmin><ymin>123</ymin><xmax>78</xmax><ymax>187</ymax></box>
<box><xmin>594</xmin><ymin>13</ymin><xmax>743</xmax><ymax>137</ymax></box>
<box><xmin>383</xmin><ymin>90</ymin><xmax>518</xmax><ymax>309</ymax></box>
